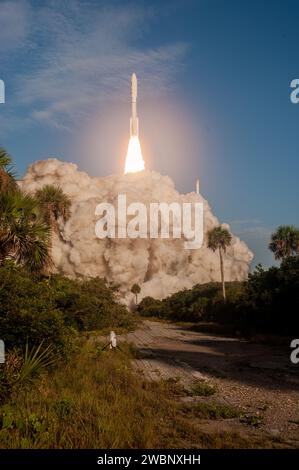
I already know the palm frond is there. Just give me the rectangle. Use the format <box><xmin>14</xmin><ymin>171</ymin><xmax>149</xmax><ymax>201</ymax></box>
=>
<box><xmin>0</xmin><ymin>191</ymin><xmax>52</xmax><ymax>272</ymax></box>
<box><xmin>35</xmin><ymin>185</ymin><xmax>71</xmax><ymax>230</ymax></box>
<box><xmin>207</xmin><ymin>226</ymin><xmax>232</xmax><ymax>252</ymax></box>
<box><xmin>18</xmin><ymin>341</ymin><xmax>57</xmax><ymax>384</ymax></box>
<box><xmin>269</xmin><ymin>225</ymin><xmax>299</xmax><ymax>259</ymax></box>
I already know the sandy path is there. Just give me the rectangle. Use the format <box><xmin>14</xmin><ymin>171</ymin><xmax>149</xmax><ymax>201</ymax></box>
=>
<box><xmin>124</xmin><ymin>320</ymin><xmax>299</xmax><ymax>445</ymax></box>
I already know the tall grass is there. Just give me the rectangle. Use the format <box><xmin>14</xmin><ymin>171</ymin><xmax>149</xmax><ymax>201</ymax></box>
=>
<box><xmin>0</xmin><ymin>342</ymin><xmax>57</xmax><ymax>405</ymax></box>
<box><xmin>0</xmin><ymin>338</ymin><xmax>274</xmax><ymax>449</ymax></box>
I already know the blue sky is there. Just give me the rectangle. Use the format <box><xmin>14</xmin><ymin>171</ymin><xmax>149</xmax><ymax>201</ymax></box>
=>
<box><xmin>0</xmin><ymin>0</ymin><xmax>298</xmax><ymax>267</ymax></box>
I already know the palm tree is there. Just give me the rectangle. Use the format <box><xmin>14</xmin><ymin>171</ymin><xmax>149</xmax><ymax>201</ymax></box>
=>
<box><xmin>35</xmin><ymin>185</ymin><xmax>71</xmax><ymax>233</ymax></box>
<box><xmin>0</xmin><ymin>190</ymin><xmax>51</xmax><ymax>272</ymax></box>
<box><xmin>0</xmin><ymin>147</ymin><xmax>16</xmax><ymax>193</ymax></box>
<box><xmin>131</xmin><ymin>283</ymin><xmax>141</xmax><ymax>305</ymax></box>
<box><xmin>269</xmin><ymin>225</ymin><xmax>299</xmax><ymax>260</ymax></box>
<box><xmin>207</xmin><ymin>226</ymin><xmax>232</xmax><ymax>301</ymax></box>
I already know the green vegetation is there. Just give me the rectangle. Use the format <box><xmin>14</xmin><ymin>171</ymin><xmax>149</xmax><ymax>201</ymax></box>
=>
<box><xmin>138</xmin><ymin>224</ymin><xmax>299</xmax><ymax>337</ymax></box>
<box><xmin>0</xmin><ymin>148</ymin><xmax>137</xmax><ymax>440</ymax></box>
<box><xmin>0</xmin><ymin>148</ymin><xmax>134</xmax><ymax>350</ymax></box>
<box><xmin>0</xmin><ymin>342</ymin><xmax>56</xmax><ymax>404</ymax></box>
<box><xmin>0</xmin><ymin>148</ymin><xmax>70</xmax><ymax>274</ymax></box>
<box><xmin>0</xmin><ymin>338</ymin><xmax>270</xmax><ymax>449</ymax></box>
<box><xmin>0</xmin><ymin>190</ymin><xmax>51</xmax><ymax>272</ymax></box>
<box><xmin>0</xmin><ymin>266</ymin><xmax>72</xmax><ymax>352</ymax></box>
<box><xmin>138</xmin><ymin>255</ymin><xmax>299</xmax><ymax>336</ymax></box>
<box><xmin>240</xmin><ymin>415</ymin><xmax>264</xmax><ymax>427</ymax></box>
<box><xmin>0</xmin><ymin>148</ymin><xmax>16</xmax><ymax>192</ymax></box>
<box><xmin>131</xmin><ymin>283</ymin><xmax>141</xmax><ymax>305</ymax></box>
<box><xmin>49</xmin><ymin>274</ymin><xmax>134</xmax><ymax>331</ymax></box>
<box><xmin>0</xmin><ymin>147</ymin><xmax>72</xmax><ymax>274</ymax></box>
<box><xmin>269</xmin><ymin>225</ymin><xmax>299</xmax><ymax>260</ymax></box>
<box><xmin>0</xmin><ymin>266</ymin><xmax>134</xmax><ymax>351</ymax></box>
<box><xmin>0</xmin><ymin>148</ymin><xmax>297</xmax><ymax>448</ymax></box>
<box><xmin>190</xmin><ymin>382</ymin><xmax>217</xmax><ymax>397</ymax></box>
<box><xmin>0</xmin><ymin>265</ymin><xmax>135</xmax><ymax>407</ymax></box>
<box><xmin>138</xmin><ymin>282</ymin><xmax>242</xmax><ymax>323</ymax></box>
<box><xmin>35</xmin><ymin>184</ymin><xmax>71</xmax><ymax>232</ymax></box>
<box><xmin>207</xmin><ymin>226</ymin><xmax>232</xmax><ymax>301</ymax></box>
<box><xmin>18</xmin><ymin>342</ymin><xmax>57</xmax><ymax>385</ymax></box>
<box><xmin>184</xmin><ymin>401</ymin><xmax>241</xmax><ymax>420</ymax></box>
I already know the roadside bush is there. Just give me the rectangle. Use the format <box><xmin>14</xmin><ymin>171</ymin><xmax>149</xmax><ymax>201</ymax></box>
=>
<box><xmin>0</xmin><ymin>266</ymin><xmax>72</xmax><ymax>352</ymax></box>
<box><xmin>0</xmin><ymin>351</ymin><xmax>23</xmax><ymax>404</ymax></box>
<box><xmin>0</xmin><ymin>267</ymin><xmax>134</xmax><ymax>356</ymax></box>
<box><xmin>50</xmin><ymin>275</ymin><xmax>134</xmax><ymax>331</ymax></box>
<box><xmin>0</xmin><ymin>342</ymin><xmax>57</xmax><ymax>405</ymax></box>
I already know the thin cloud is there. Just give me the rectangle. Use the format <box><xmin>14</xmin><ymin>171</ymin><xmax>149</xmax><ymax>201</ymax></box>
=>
<box><xmin>229</xmin><ymin>219</ymin><xmax>272</xmax><ymax>239</ymax></box>
<box><xmin>1</xmin><ymin>1</ymin><xmax>188</xmax><ymax>131</ymax></box>
<box><xmin>229</xmin><ymin>218</ymin><xmax>261</xmax><ymax>226</ymax></box>
<box><xmin>0</xmin><ymin>0</ymin><xmax>30</xmax><ymax>52</ymax></box>
<box><xmin>234</xmin><ymin>226</ymin><xmax>272</xmax><ymax>239</ymax></box>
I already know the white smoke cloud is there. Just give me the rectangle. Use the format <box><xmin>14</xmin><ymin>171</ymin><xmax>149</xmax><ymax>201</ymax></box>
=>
<box><xmin>19</xmin><ymin>159</ymin><xmax>253</xmax><ymax>304</ymax></box>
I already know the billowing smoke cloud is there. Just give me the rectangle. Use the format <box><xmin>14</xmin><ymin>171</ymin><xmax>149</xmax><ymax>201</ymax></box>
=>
<box><xmin>20</xmin><ymin>159</ymin><xmax>253</xmax><ymax>304</ymax></box>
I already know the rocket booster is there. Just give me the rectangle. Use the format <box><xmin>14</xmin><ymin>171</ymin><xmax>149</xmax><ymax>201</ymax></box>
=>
<box><xmin>130</xmin><ymin>73</ymin><xmax>139</xmax><ymax>137</ymax></box>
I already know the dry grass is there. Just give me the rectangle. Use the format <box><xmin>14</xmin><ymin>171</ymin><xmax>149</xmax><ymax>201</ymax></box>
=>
<box><xmin>0</xmin><ymin>337</ymin><xmax>275</xmax><ymax>449</ymax></box>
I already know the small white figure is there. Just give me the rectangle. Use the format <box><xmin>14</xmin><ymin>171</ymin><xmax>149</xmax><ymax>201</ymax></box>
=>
<box><xmin>102</xmin><ymin>331</ymin><xmax>120</xmax><ymax>351</ymax></box>
<box><xmin>110</xmin><ymin>331</ymin><xmax>117</xmax><ymax>350</ymax></box>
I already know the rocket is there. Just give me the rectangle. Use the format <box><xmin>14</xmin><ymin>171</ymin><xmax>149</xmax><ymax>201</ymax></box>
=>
<box><xmin>130</xmin><ymin>73</ymin><xmax>139</xmax><ymax>137</ymax></box>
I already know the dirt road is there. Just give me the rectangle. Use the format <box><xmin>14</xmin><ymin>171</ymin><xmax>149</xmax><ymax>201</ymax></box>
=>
<box><xmin>125</xmin><ymin>320</ymin><xmax>299</xmax><ymax>445</ymax></box>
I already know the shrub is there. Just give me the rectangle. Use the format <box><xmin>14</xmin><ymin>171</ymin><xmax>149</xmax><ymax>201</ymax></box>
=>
<box><xmin>234</xmin><ymin>257</ymin><xmax>299</xmax><ymax>335</ymax></box>
<box><xmin>0</xmin><ymin>342</ymin><xmax>56</xmax><ymax>405</ymax></box>
<box><xmin>138</xmin><ymin>282</ymin><xmax>243</xmax><ymax>323</ymax></box>
<box><xmin>190</xmin><ymin>382</ymin><xmax>217</xmax><ymax>397</ymax></box>
<box><xmin>0</xmin><ymin>267</ymin><xmax>134</xmax><ymax>357</ymax></box>
<box><xmin>185</xmin><ymin>401</ymin><xmax>241</xmax><ymax>420</ymax></box>
<box><xmin>0</xmin><ymin>266</ymin><xmax>72</xmax><ymax>352</ymax></box>
<box><xmin>0</xmin><ymin>351</ymin><xmax>23</xmax><ymax>404</ymax></box>
<box><xmin>50</xmin><ymin>275</ymin><xmax>134</xmax><ymax>331</ymax></box>
<box><xmin>137</xmin><ymin>297</ymin><xmax>164</xmax><ymax>318</ymax></box>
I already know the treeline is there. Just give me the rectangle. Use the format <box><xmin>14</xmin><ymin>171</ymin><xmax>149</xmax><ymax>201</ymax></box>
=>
<box><xmin>138</xmin><ymin>220</ymin><xmax>299</xmax><ymax>337</ymax></box>
<box><xmin>138</xmin><ymin>255</ymin><xmax>299</xmax><ymax>337</ymax></box>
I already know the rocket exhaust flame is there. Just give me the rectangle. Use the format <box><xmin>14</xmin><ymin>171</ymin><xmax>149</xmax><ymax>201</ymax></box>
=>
<box><xmin>124</xmin><ymin>73</ymin><xmax>145</xmax><ymax>174</ymax></box>
<box><xmin>124</xmin><ymin>136</ymin><xmax>145</xmax><ymax>174</ymax></box>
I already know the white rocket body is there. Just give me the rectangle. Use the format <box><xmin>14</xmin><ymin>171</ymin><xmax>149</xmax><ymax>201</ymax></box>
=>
<box><xmin>130</xmin><ymin>73</ymin><xmax>139</xmax><ymax>137</ymax></box>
